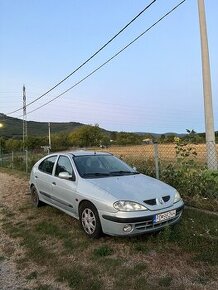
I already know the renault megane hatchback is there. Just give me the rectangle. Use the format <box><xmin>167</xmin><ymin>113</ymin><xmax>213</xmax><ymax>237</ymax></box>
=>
<box><xmin>29</xmin><ymin>151</ymin><xmax>184</xmax><ymax>238</ymax></box>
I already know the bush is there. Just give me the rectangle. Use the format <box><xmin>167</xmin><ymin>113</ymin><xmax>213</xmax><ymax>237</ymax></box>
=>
<box><xmin>202</xmin><ymin>170</ymin><xmax>218</xmax><ymax>198</ymax></box>
<box><xmin>159</xmin><ymin>163</ymin><xmax>218</xmax><ymax>211</ymax></box>
<box><xmin>123</xmin><ymin>156</ymin><xmax>155</xmax><ymax>177</ymax></box>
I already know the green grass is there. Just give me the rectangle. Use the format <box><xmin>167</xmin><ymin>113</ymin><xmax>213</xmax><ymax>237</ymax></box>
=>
<box><xmin>57</xmin><ymin>268</ymin><xmax>101</xmax><ymax>290</ymax></box>
<box><xmin>33</xmin><ymin>285</ymin><xmax>52</xmax><ymax>290</ymax></box>
<box><xmin>166</xmin><ymin>210</ymin><xmax>218</xmax><ymax>265</ymax></box>
<box><xmin>26</xmin><ymin>271</ymin><xmax>38</xmax><ymax>280</ymax></box>
<box><xmin>0</xmin><ymin>255</ymin><xmax>5</xmax><ymax>262</ymax></box>
<box><xmin>35</xmin><ymin>221</ymin><xmax>68</xmax><ymax>238</ymax></box>
<box><xmin>1</xmin><ymin>198</ymin><xmax>218</xmax><ymax>289</ymax></box>
<box><xmin>0</xmin><ymin>166</ymin><xmax>29</xmax><ymax>178</ymax></box>
<box><xmin>93</xmin><ymin>245</ymin><xmax>113</xmax><ymax>257</ymax></box>
<box><xmin>158</xmin><ymin>276</ymin><xmax>173</xmax><ymax>287</ymax></box>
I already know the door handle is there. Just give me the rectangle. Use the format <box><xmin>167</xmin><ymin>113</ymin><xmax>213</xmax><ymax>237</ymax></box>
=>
<box><xmin>35</xmin><ymin>176</ymin><xmax>38</xmax><ymax>178</ymax></box>
<box><xmin>52</xmin><ymin>182</ymin><xmax>56</xmax><ymax>185</ymax></box>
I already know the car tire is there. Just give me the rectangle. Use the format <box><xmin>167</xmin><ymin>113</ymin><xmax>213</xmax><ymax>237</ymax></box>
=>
<box><xmin>30</xmin><ymin>185</ymin><xmax>44</xmax><ymax>207</ymax></box>
<box><xmin>79</xmin><ymin>201</ymin><xmax>102</xmax><ymax>239</ymax></box>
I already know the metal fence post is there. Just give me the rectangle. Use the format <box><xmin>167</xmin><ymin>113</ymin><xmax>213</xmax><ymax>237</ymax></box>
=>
<box><xmin>0</xmin><ymin>146</ymin><xmax>2</xmax><ymax>167</ymax></box>
<box><xmin>25</xmin><ymin>149</ymin><xmax>28</xmax><ymax>174</ymax></box>
<box><xmin>153</xmin><ymin>142</ymin><xmax>160</xmax><ymax>180</ymax></box>
<box><xmin>11</xmin><ymin>151</ymin><xmax>14</xmax><ymax>169</ymax></box>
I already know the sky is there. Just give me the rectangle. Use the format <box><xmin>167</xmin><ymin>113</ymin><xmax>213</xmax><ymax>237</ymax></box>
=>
<box><xmin>0</xmin><ymin>0</ymin><xmax>218</xmax><ymax>133</ymax></box>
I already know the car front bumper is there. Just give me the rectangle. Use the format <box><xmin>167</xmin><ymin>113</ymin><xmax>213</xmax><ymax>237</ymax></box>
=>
<box><xmin>99</xmin><ymin>201</ymin><xmax>184</xmax><ymax>236</ymax></box>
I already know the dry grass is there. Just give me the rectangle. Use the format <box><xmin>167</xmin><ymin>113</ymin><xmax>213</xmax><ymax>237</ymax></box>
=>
<box><xmin>96</xmin><ymin>143</ymin><xmax>218</xmax><ymax>163</ymax></box>
<box><xmin>0</xmin><ymin>171</ymin><xmax>218</xmax><ymax>290</ymax></box>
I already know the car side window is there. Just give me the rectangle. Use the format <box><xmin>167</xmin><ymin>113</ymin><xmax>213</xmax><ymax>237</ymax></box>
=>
<box><xmin>55</xmin><ymin>156</ymin><xmax>73</xmax><ymax>177</ymax></box>
<box><xmin>38</xmin><ymin>156</ymin><xmax>57</xmax><ymax>175</ymax></box>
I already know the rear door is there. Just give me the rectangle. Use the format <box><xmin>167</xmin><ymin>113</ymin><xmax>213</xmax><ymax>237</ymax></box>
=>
<box><xmin>35</xmin><ymin>155</ymin><xmax>57</xmax><ymax>203</ymax></box>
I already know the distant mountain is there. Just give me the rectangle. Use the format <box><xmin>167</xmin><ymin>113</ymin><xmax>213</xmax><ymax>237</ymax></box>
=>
<box><xmin>0</xmin><ymin>113</ymin><xmax>191</xmax><ymax>139</ymax></box>
<box><xmin>135</xmin><ymin>132</ymin><xmax>187</xmax><ymax>138</ymax></box>
<box><xmin>0</xmin><ymin>114</ymin><xmax>85</xmax><ymax>138</ymax></box>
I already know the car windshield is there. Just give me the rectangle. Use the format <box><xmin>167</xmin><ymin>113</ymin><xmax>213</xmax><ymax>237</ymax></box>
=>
<box><xmin>73</xmin><ymin>154</ymin><xmax>139</xmax><ymax>178</ymax></box>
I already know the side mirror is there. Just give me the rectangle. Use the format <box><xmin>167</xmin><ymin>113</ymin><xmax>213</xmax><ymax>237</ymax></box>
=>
<box><xmin>59</xmin><ymin>172</ymin><xmax>75</xmax><ymax>181</ymax></box>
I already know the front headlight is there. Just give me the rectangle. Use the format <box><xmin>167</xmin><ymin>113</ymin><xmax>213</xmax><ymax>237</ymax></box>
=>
<box><xmin>174</xmin><ymin>191</ymin><xmax>181</xmax><ymax>203</ymax></box>
<box><xmin>113</xmin><ymin>201</ymin><xmax>147</xmax><ymax>212</ymax></box>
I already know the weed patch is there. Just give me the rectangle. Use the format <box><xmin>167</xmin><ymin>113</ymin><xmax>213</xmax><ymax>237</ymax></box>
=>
<box><xmin>0</xmin><ymin>255</ymin><xmax>5</xmax><ymax>261</ymax></box>
<box><xmin>159</xmin><ymin>275</ymin><xmax>173</xmax><ymax>287</ymax></box>
<box><xmin>57</xmin><ymin>268</ymin><xmax>101</xmax><ymax>290</ymax></box>
<box><xmin>93</xmin><ymin>245</ymin><xmax>113</xmax><ymax>257</ymax></box>
<box><xmin>26</xmin><ymin>271</ymin><xmax>38</xmax><ymax>280</ymax></box>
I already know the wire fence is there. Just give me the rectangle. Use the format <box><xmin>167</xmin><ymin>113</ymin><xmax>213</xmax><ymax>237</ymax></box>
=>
<box><xmin>97</xmin><ymin>143</ymin><xmax>218</xmax><ymax>211</ymax></box>
<box><xmin>0</xmin><ymin>143</ymin><xmax>217</xmax><ymax>211</ymax></box>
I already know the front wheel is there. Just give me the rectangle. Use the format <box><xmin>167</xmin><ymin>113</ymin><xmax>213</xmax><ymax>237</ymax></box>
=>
<box><xmin>79</xmin><ymin>202</ymin><xmax>102</xmax><ymax>238</ymax></box>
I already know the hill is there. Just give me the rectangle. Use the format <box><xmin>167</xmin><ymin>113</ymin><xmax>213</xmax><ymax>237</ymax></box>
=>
<box><xmin>0</xmin><ymin>113</ymin><xmax>192</xmax><ymax>139</ymax></box>
<box><xmin>0</xmin><ymin>114</ymin><xmax>85</xmax><ymax>138</ymax></box>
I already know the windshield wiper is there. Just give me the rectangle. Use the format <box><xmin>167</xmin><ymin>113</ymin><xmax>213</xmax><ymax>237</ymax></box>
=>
<box><xmin>110</xmin><ymin>170</ymin><xmax>139</xmax><ymax>176</ymax></box>
<box><xmin>83</xmin><ymin>172</ymin><xmax>110</xmax><ymax>177</ymax></box>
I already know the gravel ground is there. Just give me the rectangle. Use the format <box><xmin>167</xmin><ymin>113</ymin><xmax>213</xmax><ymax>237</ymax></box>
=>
<box><xmin>0</xmin><ymin>171</ymin><xmax>70</xmax><ymax>290</ymax></box>
<box><xmin>0</xmin><ymin>172</ymin><xmax>30</xmax><ymax>290</ymax></box>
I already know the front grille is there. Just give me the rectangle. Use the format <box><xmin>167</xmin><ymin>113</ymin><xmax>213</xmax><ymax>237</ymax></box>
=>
<box><xmin>144</xmin><ymin>195</ymin><xmax>171</xmax><ymax>206</ymax></box>
<box><xmin>144</xmin><ymin>198</ymin><xmax>156</xmax><ymax>206</ymax></box>
<box><xmin>162</xmin><ymin>195</ymin><xmax>170</xmax><ymax>202</ymax></box>
<box><xmin>134</xmin><ymin>209</ymin><xmax>182</xmax><ymax>231</ymax></box>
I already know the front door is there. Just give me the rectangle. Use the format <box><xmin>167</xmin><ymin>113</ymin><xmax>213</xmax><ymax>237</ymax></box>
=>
<box><xmin>52</xmin><ymin>155</ymin><xmax>77</xmax><ymax>214</ymax></box>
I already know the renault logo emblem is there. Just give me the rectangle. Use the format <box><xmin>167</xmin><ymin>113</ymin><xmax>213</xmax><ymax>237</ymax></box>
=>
<box><xmin>159</xmin><ymin>198</ymin><xmax>164</xmax><ymax>204</ymax></box>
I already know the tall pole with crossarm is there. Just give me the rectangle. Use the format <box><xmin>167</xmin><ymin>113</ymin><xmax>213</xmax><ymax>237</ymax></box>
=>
<box><xmin>197</xmin><ymin>0</ymin><xmax>217</xmax><ymax>169</ymax></box>
<box><xmin>23</xmin><ymin>85</ymin><xmax>28</xmax><ymax>150</ymax></box>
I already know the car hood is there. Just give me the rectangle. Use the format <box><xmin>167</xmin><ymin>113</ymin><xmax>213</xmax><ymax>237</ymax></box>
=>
<box><xmin>87</xmin><ymin>174</ymin><xmax>177</xmax><ymax>210</ymax></box>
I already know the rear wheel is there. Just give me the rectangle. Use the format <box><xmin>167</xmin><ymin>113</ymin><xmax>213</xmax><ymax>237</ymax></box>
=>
<box><xmin>79</xmin><ymin>202</ymin><xmax>102</xmax><ymax>238</ymax></box>
<box><xmin>30</xmin><ymin>185</ymin><xmax>43</xmax><ymax>207</ymax></box>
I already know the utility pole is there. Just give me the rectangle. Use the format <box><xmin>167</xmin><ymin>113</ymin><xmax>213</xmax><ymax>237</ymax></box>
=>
<box><xmin>48</xmin><ymin>122</ymin><xmax>51</xmax><ymax>154</ymax></box>
<box><xmin>23</xmin><ymin>85</ymin><xmax>28</xmax><ymax>173</ymax></box>
<box><xmin>197</xmin><ymin>0</ymin><xmax>217</xmax><ymax>169</ymax></box>
<box><xmin>22</xmin><ymin>85</ymin><xmax>28</xmax><ymax>149</ymax></box>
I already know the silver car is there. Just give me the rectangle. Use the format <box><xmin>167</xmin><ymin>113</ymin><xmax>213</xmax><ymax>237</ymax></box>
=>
<box><xmin>29</xmin><ymin>151</ymin><xmax>184</xmax><ymax>238</ymax></box>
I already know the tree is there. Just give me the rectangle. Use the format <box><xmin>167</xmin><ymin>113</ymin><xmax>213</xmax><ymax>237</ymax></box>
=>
<box><xmin>183</xmin><ymin>129</ymin><xmax>204</xmax><ymax>144</ymax></box>
<box><xmin>5</xmin><ymin>139</ymin><xmax>22</xmax><ymax>151</ymax></box>
<box><xmin>69</xmin><ymin>125</ymin><xmax>106</xmax><ymax>147</ymax></box>
<box><xmin>51</xmin><ymin>133</ymin><xmax>71</xmax><ymax>151</ymax></box>
<box><xmin>160</xmin><ymin>134</ymin><xmax>166</xmax><ymax>143</ymax></box>
<box><xmin>116</xmin><ymin>132</ymin><xmax>143</xmax><ymax>145</ymax></box>
<box><xmin>24</xmin><ymin>136</ymin><xmax>47</xmax><ymax>150</ymax></box>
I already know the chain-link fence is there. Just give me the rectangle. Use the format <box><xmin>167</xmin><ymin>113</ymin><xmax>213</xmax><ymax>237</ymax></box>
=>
<box><xmin>97</xmin><ymin>143</ymin><xmax>218</xmax><ymax>211</ymax></box>
<box><xmin>0</xmin><ymin>143</ymin><xmax>217</xmax><ymax>211</ymax></box>
<box><xmin>0</xmin><ymin>149</ymin><xmax>46</xmax><ymax>173</ymax></box>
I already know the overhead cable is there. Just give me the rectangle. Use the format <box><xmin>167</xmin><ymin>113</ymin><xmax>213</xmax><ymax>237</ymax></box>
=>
<box><xmin>7</xmin><ymin>0</ymin><xmax>157</xmax><ymax>115</ymax></box>
<box><xmin>16</xmin><ymin>0</ymin><xmax>186</xmax><ymax>118</ymax></box>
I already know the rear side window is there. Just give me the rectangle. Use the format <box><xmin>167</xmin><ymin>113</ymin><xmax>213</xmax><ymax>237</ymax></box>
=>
<box><xmin>38</xmin><ymin>156</ymin><xmax>57</xmax><ymax>175</ymax></box>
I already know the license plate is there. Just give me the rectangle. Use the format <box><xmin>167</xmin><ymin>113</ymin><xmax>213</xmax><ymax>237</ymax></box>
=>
<box><xmin>154</xmin><ymin>210</ymin><xmax>176</xmax><ymax>223</ymax></box>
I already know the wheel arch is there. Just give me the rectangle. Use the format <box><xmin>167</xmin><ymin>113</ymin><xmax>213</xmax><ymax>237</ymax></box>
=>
<box><xmin>30</xmin><ymin>183</ymin><xmax>35</xmax><ymax>189</ymax></box>
<box><xmin>78</xmin><ymin>199</ymin><xmax>97</xmax><ymax>212</ymax></box>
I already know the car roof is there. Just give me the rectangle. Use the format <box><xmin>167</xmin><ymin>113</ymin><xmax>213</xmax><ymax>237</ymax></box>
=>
<box><xmin>61</xmin><ymin>150</ymin><xmax>112</xmax><ymax>157</ymax></box>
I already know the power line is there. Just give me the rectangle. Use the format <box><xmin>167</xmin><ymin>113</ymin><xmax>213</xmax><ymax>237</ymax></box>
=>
<box><xmin>7</xmin><ymin>0</ymin><xmax>157</xmax><ymax>116</ymax></box>
<box><xmin>16</xmin><ymin>0</ymin><xmax>187</xmax><ymax>118</ymax></box>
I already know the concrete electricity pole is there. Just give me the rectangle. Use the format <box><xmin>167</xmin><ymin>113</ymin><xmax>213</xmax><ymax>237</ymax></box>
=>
<box><xmin>22</xmin><ymin>85</ymin><xmax>28</xmax><ymax>149</ymax></box>
<box><xmin>48</xmin><ymin>122</ymin><xmax>51</xmax><ymax>153</ymax></box>
<box><xmin>197</xmin><ymin>0</ymin><xmax>217</xmax><ymax>169</ymax></box>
